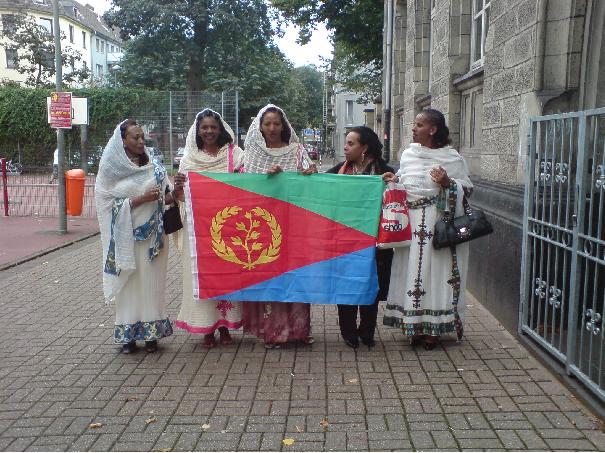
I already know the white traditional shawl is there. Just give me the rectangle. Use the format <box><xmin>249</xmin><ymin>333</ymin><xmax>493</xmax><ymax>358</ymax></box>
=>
<box><xmin>396</xmin><ymin>143</ymin><xmax>473</xmax><ymax>198</ymax></box>
<box><xmin>175</xmin><ymin>109</ymin><xmax>244</xmax><ymax>250</ymax></box>
<box><xmin>178</xmin><ymin>109</ymin><xmax>244</xmax><ymax>173</ymax></box>
<box><xmin>95</xmin><ymin>121</ymin><xmax>169</xmax><ymax>301</ymax></box>
<box><xmin>243</xmin><ymin>104</ymin><xmax>311</xmax><ymax>173</ymax></box>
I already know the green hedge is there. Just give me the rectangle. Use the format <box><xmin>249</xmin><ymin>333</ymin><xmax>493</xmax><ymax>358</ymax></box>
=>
<box><xmin>0</xmin><ymin>86</ymin><xmax>166</xmax><ymax>167</ymax></box>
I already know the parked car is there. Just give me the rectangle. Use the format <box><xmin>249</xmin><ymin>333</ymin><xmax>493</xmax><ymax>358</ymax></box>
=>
<box><xmin>173</xmin><ymin>147</ymin><xmax>185</xmax><ymax>169</ymax></box>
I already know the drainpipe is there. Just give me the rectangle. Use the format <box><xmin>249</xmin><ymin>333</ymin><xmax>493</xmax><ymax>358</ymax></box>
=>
<box><xmin>384</xmin><ymin>0</ymin><xmax>394</xmax><ymax>162</ymax></box>
<box><xmin>534</xmin><ymin>0</ymin><xmax>548</xmax><ymax>93</ymax></box>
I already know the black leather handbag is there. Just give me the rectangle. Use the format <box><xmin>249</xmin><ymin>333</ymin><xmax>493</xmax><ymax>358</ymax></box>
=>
<box><xmin>162</xmin><ymin>203</ymin><xmax>183</xmax><ymax>234</ymax></box>
<box><xmin>433</xmin><ymin>196</ymin><xmax>493</xmax><ymax>250</ymax></box>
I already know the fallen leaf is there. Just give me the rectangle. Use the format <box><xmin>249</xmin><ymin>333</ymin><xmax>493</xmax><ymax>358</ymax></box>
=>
<box><xmin>126</xmin><ymin>396</ymin><xmax>138</xmax><ymax>402</ymax></box>
<box><xmin>282</xmin><ymin>438</ymin><xmax>295</xmax><ymax>446</ymax></box>
<box><xmin>54</xmin><ymin>280</ymin><xmax>59</xmax><ymax>283</ymax></box>
<box><xmin>319</xmin><ymin>419</ymin><xmax>329</xmax><ymax>429</ymax></box>
<box><xmin>295</xmin><ymin>425</ymin><xmax>303</xmax><ymax>433</ymax></box>
<box><xmin>156</xmin><ymin>449</ymin><xmax>171</xmax><ymax>452</ymax></box>
<box><xmin>457</xmin><ymin>369</ymin><xmax>464</xmax><ymax>372</ymax></box>
<box><xmin>145</xmin><ymin>416</ymin><xmax>157</xmax><ymax>424</ymax></box>
<box><xmin>88</xmin><ymin>422</ymin><xmax>103</xmax><ymax>429</ymax></box>
<box><xmin>348</xmin><ymin>378</ymin><xmax>358</xmax><ymax>384</ymax></box>
<box><xmin>201</xmin><ymin>424</ymin><xmax>210</xmax><ymax>430</ymax></box>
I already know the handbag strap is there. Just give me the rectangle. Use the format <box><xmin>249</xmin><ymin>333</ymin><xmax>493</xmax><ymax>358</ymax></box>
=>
<box><xmin>228</xmin><ymin>143</ymin><xmax>234</xmax><ymax>173</ymax></box>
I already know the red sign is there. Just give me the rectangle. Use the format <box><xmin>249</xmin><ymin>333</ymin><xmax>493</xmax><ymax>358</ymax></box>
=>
<box><xmin>49</xmin><ymin>92</ymin><xmax>72</xmax><ymax>129</ymax></box>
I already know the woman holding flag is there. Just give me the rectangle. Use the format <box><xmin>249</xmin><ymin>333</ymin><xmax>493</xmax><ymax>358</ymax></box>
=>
<box><xmin>327</xmin><ymin>126</ymin><xmax>394</xmax><ymax>349</ymax></box>
<box><xmin>241</xmin><ymin>104</ymin><xmax>317</xmax><ymax>349</ymax></box>
<box><xmin>172</xmin><ymin>109</ymin><xmax>245</xmax><ymax>349</ymax></box>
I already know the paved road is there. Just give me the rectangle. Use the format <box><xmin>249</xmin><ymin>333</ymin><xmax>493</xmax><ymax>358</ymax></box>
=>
<box><xmin>0</xmin><ymin>238</ymin><xmax>604</xmax><ymax>451</ymax></box>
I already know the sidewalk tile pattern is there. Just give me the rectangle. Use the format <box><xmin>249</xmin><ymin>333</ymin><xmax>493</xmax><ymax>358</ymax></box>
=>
<box><xmin>0</xmin><ymin>240</ymin><xmax>603</xmax><ymax>451</ymax></box>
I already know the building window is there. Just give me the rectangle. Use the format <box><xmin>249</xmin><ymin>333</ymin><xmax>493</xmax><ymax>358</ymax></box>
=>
<box><xmin>110</xmin><ymin>45</ymin><xmax>114</xmax><ymax>53</ymax></box>
<box><xmin>70</xmin><ymin>56</ymin><xmax>75</xmax><ymax>72</ymax></box>
<box><xmin>38</xmin><ymin>17</ymin><xmax>53</xmax><ymax>35</ymax></box>
<box><xmin>5</xmin><ymin>48</ymin><xmax>17</xmax><ymax>69</ymax></box>
<box><xmin>345</xmin><ymin>100</ymin><xmax>354</xmax><ymax>125</ymax></box>
<box><xmin>69</xmin><ymin>24</ymin><xmax>74</xmax><ymax>43</ymax></box>
<box><xmin>82</xmin><ymin>60</ymin><xmax>87</xmax><ymax>71</ymax></box>
<box><xmin>96</xmin><ymin>64</ymin><xmax>103</xmax><ymax>78</ymax></box>
<box><xmin>1</xmin><ymin>14</ymin><xmax>16</xmax><ymax>34</ymax></box>
<box><xmin>460</xmin><ymin>88</ymin><xmax>483</xmax><ymax>150</ymax></box>
<box><xmin>100</xmin><ymin>41</ymin><xmax>105</xmax><ymax>53</ymax></box>
<box><xmin>82</xmin><ymin>31</ymin><xmax>87</xmax><ymax>48</ymax></box>
<box><xmin>96</xmin><ymin>38</ymin><xmax>100</xmax><ymax>52</ymax></box>
<box><xmin>470</xmin><ymin>0</ymin><xmax>490</xmax><ymax>70</ymax></box>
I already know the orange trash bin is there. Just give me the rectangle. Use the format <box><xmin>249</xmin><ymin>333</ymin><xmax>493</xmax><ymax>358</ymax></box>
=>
<box><xmin>65</xmin><ymin>169</ymin><xmax>86</xmax><ymax>216</ymax></box>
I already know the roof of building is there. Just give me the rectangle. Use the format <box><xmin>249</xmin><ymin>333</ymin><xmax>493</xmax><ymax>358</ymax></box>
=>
<box><xmin>0</xmin><ymin>0</ymin><xmax>121</xmax><ymax>43</ymax></box>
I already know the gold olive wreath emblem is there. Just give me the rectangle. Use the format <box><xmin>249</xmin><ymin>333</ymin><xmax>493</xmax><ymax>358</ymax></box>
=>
<box><xmin>211</xmin><ymin>206</ymin><xmax>282</xmax><ymax>270</ymax></box>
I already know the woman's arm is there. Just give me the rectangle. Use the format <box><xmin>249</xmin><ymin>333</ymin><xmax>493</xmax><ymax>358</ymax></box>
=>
<box><xmin>130</xmin><ymin>187</ymin><xmax>161</xmax><ymax>209</ymax></box>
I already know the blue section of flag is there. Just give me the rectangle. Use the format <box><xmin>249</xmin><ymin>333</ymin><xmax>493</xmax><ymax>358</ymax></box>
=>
<box><xmin>212</xmin><ymin>247</ymin><xmax>378</xmax><ymax>305</ymax></box>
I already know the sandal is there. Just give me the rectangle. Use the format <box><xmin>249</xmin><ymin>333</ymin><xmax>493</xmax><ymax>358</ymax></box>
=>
<box><xmin>121</xmin><ymin>341</ymin><xmax>137</xmax><ymax>354</ymax></box>
<box><xmin>264</xmin><ymin>342</ymin><xmax>281</xmax><ymax>349</ymax></box>
<box><xmin>302</xmin><ymin>336</ymin><xmax>315</xmax><ymax>345</ymax></box>
<box><xmin>145</xmin><ymin>340</ymin><xmax>158</xmax><ymax>353</ymax></box>
<box><xmin>409</xmin><ymin>335</ymin><xmax>424</xmax><ymax>347</ymax></box>
<box><xmin>202</xmin><ymin>333</ymin><xmax>217</xmax><ymax>349</ymax></box>
<box><xmin>218</xmin><ymin>327</ymin><xmax>233</xmax><ymax>345</ymax></box>
<box><xmin>423</xmin><ymin>336</ymin><xmax>439</xmax><ymax>351</ymax></box>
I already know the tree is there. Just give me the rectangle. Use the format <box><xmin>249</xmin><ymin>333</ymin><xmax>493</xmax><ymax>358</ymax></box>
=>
<box><xmin>104</xmin><ymin>0</ymin><xmax>277</xmax><ymax>92</ymax></box>
<box><xmin>0</xmin><ymin>13</ymin><xmax>89</xmax><ymax>88</ymax></box>
<box><xmin>292</xmin><ymin>65</ymin><xmax>324</xmax><ymax>128</ymax></box>
<box><xmin>272</xmin><ymin>0</ymin><xmax>383</xmax><ymax>101</ymax></box>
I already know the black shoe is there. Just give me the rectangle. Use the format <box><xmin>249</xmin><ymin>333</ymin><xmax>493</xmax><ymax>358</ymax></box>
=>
<box><xmin>121</xmin><ymin>341</ymin><xmax>136</xmax><ymax>354</ymax></box>
<box><xmin>423</xmin><ymin>339</ymin><xmax>438</xmax><ymax>350</ymax></box>
<box><xmin>344</xmin><ymin>337</ymin><xmax>359</xmax><ymax>349</ymax></box>
<box><xmin>145</xmin><ymin>340</ymin><xmax>158</xmax><ymax>353</ymax></box>
<box><xmin>360</xmin><ymin>336</ymin><xmax>375</xmax><ymax>348</ymax></box>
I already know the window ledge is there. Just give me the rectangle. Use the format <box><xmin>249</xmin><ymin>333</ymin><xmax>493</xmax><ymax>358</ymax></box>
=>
<box><xmin>414</xmin><ymin>93</ymin><xmax>432</xmax><ymax>108</ymax></box>
<box><xmin>453</xmin><ymin>67</ymin><xmax>484</xmax><ymax>91</ymax></box>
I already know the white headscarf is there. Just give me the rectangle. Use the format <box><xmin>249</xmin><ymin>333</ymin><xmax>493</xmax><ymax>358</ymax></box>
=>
<box><xmin>397</xmin><ymin>143</ymin><xmax>473</xmax><ymax>198</ymax></box>
<box><xmin>243</xmin><ymin>104</ymin><xmax>310</xmax><ymax>173</ymax></box>
<box><xmin>178</xmin><ymin>109</ymin><xmax>243</xmax><ymax>173</ymax></box>
<box><xmin>95</xmin><ymin>120</ymin><xmax>169</xmax><ymax>301</ymax></box>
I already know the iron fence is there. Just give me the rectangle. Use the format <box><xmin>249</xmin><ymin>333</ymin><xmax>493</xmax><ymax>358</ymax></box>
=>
<box><xmin>520</xmin><ymin>107</ymin><xmax>605</xmax><ymax>404</ymax></box>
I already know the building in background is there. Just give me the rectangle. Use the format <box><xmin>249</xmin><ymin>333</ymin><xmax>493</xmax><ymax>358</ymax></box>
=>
<box><xmin>382</xmin><ymin>0</ymin><xmax>605</xmax><ymax>408</ymax></box>
<box><xmin>332</xmin><ymin>89</ymin><xmax>373</xmax><ymax>160</ymax></box>
<box><xmin>0</xmin><ymin>0</ymin><xmax>121</xmax><ymax>86</ymax></box>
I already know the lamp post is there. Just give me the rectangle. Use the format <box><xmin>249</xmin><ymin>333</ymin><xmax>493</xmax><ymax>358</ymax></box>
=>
<box><xmin>53</xmin><ymin>0</ymin><xmax>66</xmax><ymax>233</ymax></box>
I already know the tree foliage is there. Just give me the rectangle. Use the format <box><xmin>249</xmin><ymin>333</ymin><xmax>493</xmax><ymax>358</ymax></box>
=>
<box><xmin>272</xmin><ymin>0</ymin><xmax>383</xmax><ymax>101</ymax></box>
<box><xmin>0</xmin><ymin>85</ymin><xmax>165</xmax><ymax>166</ymax></box>
<box><xmin>0</xmin><ymin>13</ymin><xmax>89</xmax><ymax>88</ymax></box>
<box><xmin>103</xmin><ymin>0</ymin><xmax>325</xmax><ymax>132</ymax></box>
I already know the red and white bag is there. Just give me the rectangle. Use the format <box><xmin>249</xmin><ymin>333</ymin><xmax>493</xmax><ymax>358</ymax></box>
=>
<box><xmin>377</xmin><ymin>182</ymin><xmax>412</xmax><ymax>249</ymax></box>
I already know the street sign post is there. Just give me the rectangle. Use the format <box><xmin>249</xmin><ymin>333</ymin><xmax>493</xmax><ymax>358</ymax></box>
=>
<box><xmin>49</xmin><ymin>91</ymin><xmax>72</xmax><ymax>129</ymax></box>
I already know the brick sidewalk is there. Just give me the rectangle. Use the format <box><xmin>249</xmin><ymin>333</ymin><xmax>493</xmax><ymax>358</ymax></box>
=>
<box><xmin>0</xmin><ymin>238</ymin><xmax>603</xmax><ymax>451</ymax></box>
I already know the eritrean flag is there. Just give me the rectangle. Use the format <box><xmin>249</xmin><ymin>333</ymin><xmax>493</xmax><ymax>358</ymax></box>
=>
<box><xmin>185</xmin><ymin>172</ymin><xmax>384</xmax><ymax>305</ymax></box>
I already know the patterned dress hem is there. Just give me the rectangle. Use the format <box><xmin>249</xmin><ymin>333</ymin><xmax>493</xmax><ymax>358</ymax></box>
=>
<box><xmin>114</xmin><ymin>318</ymin><xmax>173</xmax><ymax>344</ymax></box>
<box><xmin>175</xmin><ymin>319</ymin><xmax>242</xmax><ymax>335</ymax></box>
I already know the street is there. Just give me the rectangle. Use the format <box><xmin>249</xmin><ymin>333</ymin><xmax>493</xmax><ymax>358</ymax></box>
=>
<box><xmin>0</xmin><ymin>237</ymin><xmax>603</xmax><ymax>451</ymax></box>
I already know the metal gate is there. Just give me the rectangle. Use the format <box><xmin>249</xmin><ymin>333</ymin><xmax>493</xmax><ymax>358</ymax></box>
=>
<box><xmin>520</xmin><ymin>107</ymin><xmax>605</xmax><ymax>403</ymax></box>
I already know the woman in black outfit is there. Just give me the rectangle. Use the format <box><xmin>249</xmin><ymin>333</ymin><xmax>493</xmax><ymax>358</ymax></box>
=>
<box><xmin>326</xmin><ymin>126</ymin><xmax>394</xmax><ymax>349</ymax></box>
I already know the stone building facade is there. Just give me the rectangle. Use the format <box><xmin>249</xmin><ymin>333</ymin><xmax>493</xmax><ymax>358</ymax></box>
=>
<box><xmin>381</xmin><ymin>0</ymin><xmax>605</xmax><ymax>332</ymax></box>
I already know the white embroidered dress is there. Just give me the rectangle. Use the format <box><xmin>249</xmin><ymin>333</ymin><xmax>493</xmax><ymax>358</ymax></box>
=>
<box><xmin>383</xmin><ymin>143</ymin><xmax>473</xmax><ymax>338</ymax></box>
<box><xmin>95</xmin><ymin>122</ymin><xmax>173</xmax><ymax>344</ymax></box>
<box><xmin>175</xmin><ymin>110</ymin><xmax>245</xmax><ymax>335</ymax></box>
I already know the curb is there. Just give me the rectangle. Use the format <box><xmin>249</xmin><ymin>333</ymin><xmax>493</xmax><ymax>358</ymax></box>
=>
<box><xmin>0</xmin><ymin>231</ymin><xmax>99</xmax><ymax>272</ymax></box>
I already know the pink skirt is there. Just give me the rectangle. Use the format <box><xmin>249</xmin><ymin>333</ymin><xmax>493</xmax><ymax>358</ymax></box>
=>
<box><xmin>242</xmin><ymin>302</ymin><xmax>310</xmax><ymax>343</ymax></box>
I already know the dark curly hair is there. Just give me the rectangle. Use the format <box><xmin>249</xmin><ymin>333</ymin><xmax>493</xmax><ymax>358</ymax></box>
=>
<box><xmin>195</xmin><ymin>110</ymin><xmax>233</xmax><ymax>150</ymax></box>
<box><xmin>120</xmin><ymin>119</ymin><xmax>148</xmax><ymax>166</ymax></box>
<box><xmin>260</xmin><ymin>106</ymin><xmax>291</xmax><ymax>144</ymax></box>
<box><xmin>421</xmin><ymin>108</ymin><xmax>451</xmax><ymax>148</ymax></box>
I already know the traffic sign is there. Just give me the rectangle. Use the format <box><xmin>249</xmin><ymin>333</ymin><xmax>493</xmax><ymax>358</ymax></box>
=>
<box><xmin>49</xmin><ymin>92</ymin><xmax>72</xmax><ymax>129</ymax></box>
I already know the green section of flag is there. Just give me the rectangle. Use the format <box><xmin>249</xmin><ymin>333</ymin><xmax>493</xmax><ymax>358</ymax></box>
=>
<box><xmin>195</xmin><ymin>172</ymin><xmax>383</xmax><ymax>237</ymax></box>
